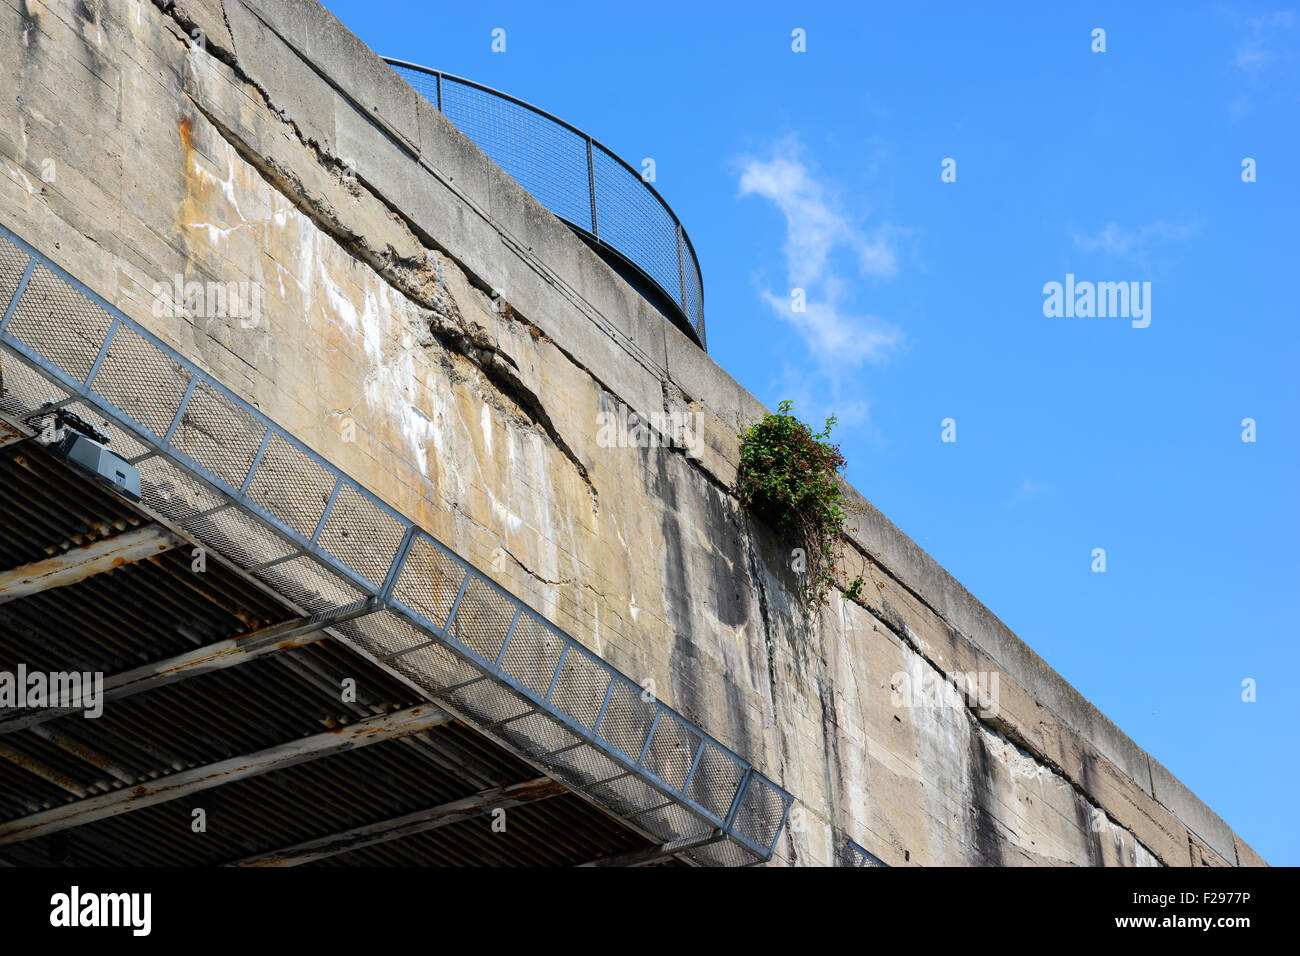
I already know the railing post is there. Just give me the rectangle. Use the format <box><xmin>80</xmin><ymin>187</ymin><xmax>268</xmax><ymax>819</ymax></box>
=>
<box><xmin>676</xmin><ymin>224</ymin><xmax>689</xmax><ymax>314</ymax></box>
<box><xmin>586</xmin><ymin>137</ymin><xmax>599</xmax><ymax>237</ymax></box>
<box><xmin>435</xmin><ymin>72</ymin><xmax>442</xmax><ymax>112</ymax></box>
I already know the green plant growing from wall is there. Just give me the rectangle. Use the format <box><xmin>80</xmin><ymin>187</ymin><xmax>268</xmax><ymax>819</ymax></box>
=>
<box><xmin>736</xmin><ymin>400</ymin><xmax>852</xmax><ymax>609</ymax></box>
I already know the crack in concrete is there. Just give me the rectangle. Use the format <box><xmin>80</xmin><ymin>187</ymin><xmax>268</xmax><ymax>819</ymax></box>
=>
<box><xmin>500</xmin><ymin>545</ymin><xmax>604</xmax><ymax>601</ymax></box>
<box><xmin>165</xmin><ymin>8</ymin><xmax>601</xmax><ymax>517</ymax></box>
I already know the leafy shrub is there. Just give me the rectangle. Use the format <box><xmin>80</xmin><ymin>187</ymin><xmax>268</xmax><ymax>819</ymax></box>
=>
<box><xmin>736</xmin><ymin>400</ymin><xmax>852</xmax><ymax>609</ymax></box>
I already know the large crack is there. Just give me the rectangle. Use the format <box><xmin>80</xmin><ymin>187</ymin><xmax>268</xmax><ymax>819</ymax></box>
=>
<box><xmin>500</xmin><ymin>545</ymin><xmax>604</xmax><ymax>602</ymax></box>
<box><xmin>161</xmin><ymin>0</ymin><xmax>765</xmax><ymax>523</ymax></box>
<box><xmin>161</xmin><ymin>6</ymin><xmax>602</xmax><ymax>515</ymax></box>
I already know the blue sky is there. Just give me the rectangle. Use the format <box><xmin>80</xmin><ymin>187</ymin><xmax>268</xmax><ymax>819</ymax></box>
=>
<box><xmin>323</xmin><ymin>0</ymin><xmax>1299</xmax><ymax>864</ymax></box>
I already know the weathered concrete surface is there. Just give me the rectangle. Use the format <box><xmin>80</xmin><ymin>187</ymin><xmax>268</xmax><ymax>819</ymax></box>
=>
<box><xmin>0</xmin><ymin>0</ymin><xmax>1263</xmax><ymax>865</ymax></box>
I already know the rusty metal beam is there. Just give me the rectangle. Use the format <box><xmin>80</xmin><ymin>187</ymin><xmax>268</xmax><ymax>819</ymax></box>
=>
<box><xmin>0</xmin><ymin>524</ymin><xmax>182</xmax><ymax>604</ymax></box>
<box><xmin>231</xmin><ymin>775</ymin><xmax>566</xmax><ymax>866</ymax></box>
<box><xmin>26</xmin><ymin>725</ymin><xmax>137</xmax><ymax>787</ymax></box>
<box><xmin>576</xmin><ymin>830</ymin><xmax>723</xmax><ymax>867</ymax></box>
<box><xmin>0</xmin><ymin>418</ymin><xmax>27</xmax><ymax>449</ymax></box>
<box><xmin>0</xmin><ymin>602</ymin><xmax>380</xmax><ymax>736</ymax></box>
<box><xmin>0</xmin><ymin>740</ymin><xmax>87</xmax><ymax>798</ymax></box>
<box><xmin>0</xmin><ymin>703</ymin><xmax>454</xmax><ymax>845</ymax></box>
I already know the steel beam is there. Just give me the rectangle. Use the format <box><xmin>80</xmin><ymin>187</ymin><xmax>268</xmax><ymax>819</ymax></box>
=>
<box><xmin>0</xmin><ymin>525</ymin><xmax>182</xmax><ymax>605</ymax></box>
<box><xmin>0</xmin><ymin>603</ymin><xmax>381</xmax><ymax>736</ymax></box>
<box><xmin>0</xmin><ymin>704</ymin><xmax>453</xmax><ymax>845</ymax></box>
<box><xmin>577</xmin><ymin>829</ymin><xmax>723</xmax><ymax>867</ymax></box>
<box><xmin>0</xmin><ymin>740</ymin><xmax>87</xmax><ymax>798</ymax></box>
<box><xmin>231</xmin><ymin>775</ymin><xmax>566</xmax><ymax>866</ymax></box>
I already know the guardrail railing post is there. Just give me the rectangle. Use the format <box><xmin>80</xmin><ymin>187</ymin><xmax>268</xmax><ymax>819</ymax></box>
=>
<box><xmin>586</xmin><ymin>138</ymin><xmax>599</xmax><ymax>237</ymax></box>
<box><xmin>675</xmin><ymin>224</ymin><xmax>688</xmax><ymax>313</ymax></box>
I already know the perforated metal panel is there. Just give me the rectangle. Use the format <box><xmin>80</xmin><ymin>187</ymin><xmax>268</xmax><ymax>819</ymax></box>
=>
<box><xmin>439</xmin><ymin>77</ymin><xmax>595</xmax><ymax>233</ymax></box>
<box><xmin>847</xmin><ymin>838</ymin><xmax>888</xmax><ymax>867</ymax></box>
<box><xmin>387</xmin><ymin>60</ymin><xmax>707</xmax><ymax>350</ymax></box>
<box><xmin>0</xmin><ymin>223</ymin><xmax>788</xmax><ymax>864</ymax></box>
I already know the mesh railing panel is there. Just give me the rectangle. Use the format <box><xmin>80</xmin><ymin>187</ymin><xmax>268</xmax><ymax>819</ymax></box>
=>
<box><xmin>499</xmin><ymin>614</ymin><xmax>565</xmax><ymax>698</ymax></box>
<box><xmin>0</xmin><ymin>239</ymin><xmax>28</xmax><ymax>307</ymax></box>
<box><xmin>0</xmin><ymin>223</ymin><xmax>787</xmax><ymax>863</ymax></box>
<box><xmin>598</xmin><ymin>679</ymin><xmax>657</xmax><ymax>764</ymax></box>
<box><xmin>186</xmin><ymin>504</ymin><xmax>298</xmax><ymax>570</ymax></box>
<box><xmin>245</xmin><ymin>431</ymin><xmax>338</xmax><ymax>539</ymax></box>
<box><xmin>591</xmin><ymin>145</ymin><xmax>683</xmax><ymax>310</ymax></box>
<box><xmin>733</xmin><ymin>773</ymin><xmax>789</xmax><ymax>854</ymax></box>
<box><xmin>643</xmin><ymin>711</ymin><xmax>701</xmax><ymax>791</ymax></box>
<box><xmin>6</xmin><ymin>264</ymin><xmax>114</xmax><ymax>383</ymax></box>
<box><xmin>171</xmin><ymin>379</ymin><xmax>266</xmax><ymax>488</ymax></box>
<box><xmin>847</xmin><ymin>838</ymin><xmax>888</xmax><ymax>867</ymax></box>
<box><xmin>440</xmin><ymin>78</ymin><xmax>595</xmax><ymax>233</ymax></box>
<box><xmin>91</xmin><ymin>324</ymin><xmax>193</xmax><ymax>439</ymax></box>
<box><xmin>387</xmin><ymin>60</ymin><xmax>706</xmax><ymax>349</ymax></box>
<box><xmin>446</xmin><ymin>574</ymin><xmax>514</xmax><ymax>662</ymax></box>
<box><xmin>550</xmin><ymin>647</ymin><xmax>611</xmax><ymax>731</ymax></box>
<box><xmin>0</xmin><ymin>342</ymin><xmax>70</xmax><ymax>418</ymax></box>
<box><xmin>317</xmin><ymin>482</ymin><xmax>407</xmax><ymax>588</ymax></box>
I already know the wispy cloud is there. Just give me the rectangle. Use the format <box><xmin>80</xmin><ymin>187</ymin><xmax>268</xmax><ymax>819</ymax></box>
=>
<box><xmin>737</xmin><ymin>136</ymin><xmax>903</xmax><ymax>369</ymax></box>
<box><xmin>1235</xmin><ymin>10</ymin><xmax>1296</xmax><ymax>74</ymax></box>
<box><xmin>1228</xmin><ymin>9</ymin><xmax>1298</xmax><ymax>115</ymax></box>
<box><xmin>1002</xmin><ymin>478</ymin><xmax>1043</xmax><ymax>510</ymax></box>
<box><xmin>1072</xmin><ymin>219</ymin><xmax>1202</xmax><ymax>258</ymax></box>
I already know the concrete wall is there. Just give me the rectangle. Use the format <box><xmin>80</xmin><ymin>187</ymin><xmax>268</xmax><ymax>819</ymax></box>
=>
<box><xmin>0</xmin><ymin>0</ymin><xmax>1264</xmax><ymax>866</ymax></box>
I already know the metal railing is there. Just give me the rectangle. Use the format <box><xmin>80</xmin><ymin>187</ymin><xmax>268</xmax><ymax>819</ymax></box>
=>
<box><xmin>385</xmin><ymin>59</ymin><xmax>707</xmax><ymax>350</ymax></box>
<box><xmin>847</xmin><ymin>838</ymin><xmax>888</xmax><ymax>867</ymax></box>
<box><xmin>0</xmin><ymin>224</ymin><xmax>787</xmax><ymax>864</ymax></box>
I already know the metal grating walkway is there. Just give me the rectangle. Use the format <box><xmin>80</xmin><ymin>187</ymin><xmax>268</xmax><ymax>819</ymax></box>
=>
<box><xmin>0</xmin><ymin>224</ymin><xmax>790</xmax><ymax>865</ymax></box>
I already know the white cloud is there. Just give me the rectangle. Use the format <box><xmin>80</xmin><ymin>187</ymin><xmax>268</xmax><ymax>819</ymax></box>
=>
<box><xmin>1228</xmin><ymin>10</ymin><xmax>1297</xmax><ymax>114</ymax></box>
<box><xmin>1073</xmin><ymin>219</ymin><xmax>1202</xmax><ymax>256</ymax></box>
<box><xmin>738</xmin><ymin>137</ymin><xmax>903</xmax><ymax>368</ymax></box>
<box><xmin>758</xmin><ymin>291</ymin><xmax>902</xmax><ymax>369</ymax></box>
<box><xmin>1235</xmin><ymin>10</ymin><xmax>1296</xmax><ymax>74</ymax></box>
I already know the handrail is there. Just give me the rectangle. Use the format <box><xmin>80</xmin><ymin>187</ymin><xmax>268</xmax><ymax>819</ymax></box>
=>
<box><xmin>384</xmin><ymin>59</ymin><xmax>706</xmax><ymax>350</ymax></box>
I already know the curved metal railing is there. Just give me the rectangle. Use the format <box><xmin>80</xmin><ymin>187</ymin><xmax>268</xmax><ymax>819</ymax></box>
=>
<box><xmin>385</xmin><ymin>59</ymin><xmax>706</xmax><ymax>350</ymax></box>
